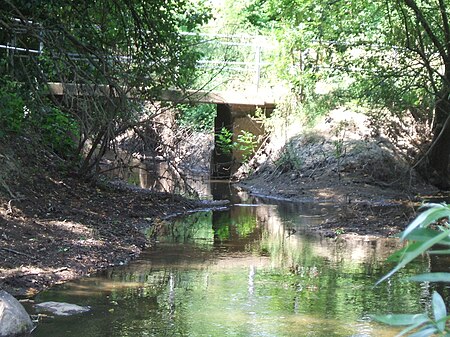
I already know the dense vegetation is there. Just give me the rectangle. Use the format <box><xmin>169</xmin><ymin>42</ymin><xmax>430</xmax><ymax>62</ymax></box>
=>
<box><xmin>0</xmin><ymin>0</ymin><xmax>211</xmax><ymax>178</ymax></box>
<box><xmin>4</xmin><ymin>0</ymin><xmax>450</xmax><ymax>188</ymax></box>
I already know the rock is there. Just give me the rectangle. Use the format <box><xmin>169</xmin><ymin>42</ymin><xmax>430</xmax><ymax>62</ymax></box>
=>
<box><xmin>35</xmin><ymin>301</ymin><xmax>90</xmax><ymax>316</ymax></box>
<box><xmin>0</xmin><ymin>290</ymin><xmax>34</xmax><ymax>337</ymax></box>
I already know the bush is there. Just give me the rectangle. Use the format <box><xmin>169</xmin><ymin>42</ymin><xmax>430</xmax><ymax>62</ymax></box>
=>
<box><xmin>0</xmin><ymin>79</ymin><xmax>79</xmax><ymax>158</ymax></box>
<box><xmin>0</xmin><ymin>81</ymin><xmax>25</xmax><ymax>137</ymax></box>
<box><xmin>275</xmin><ymin>142</ymin><xmax>302</xmax><ymax>172</ymax></box>
<box><xmin>40</xmin><ymin>107</ymin><xmax>79</xmax><ymax>157</ymax></box>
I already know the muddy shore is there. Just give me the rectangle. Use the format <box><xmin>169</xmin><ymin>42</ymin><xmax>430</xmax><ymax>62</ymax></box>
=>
<box><xmin>0</xmin><ymin>169</ymin><xmax>227</xmax><ymax>297</ymax></box>
<box><xmin>237</xmin><ymin>168</ymin><xmax>442</xmax><ymax>238</ymax></box>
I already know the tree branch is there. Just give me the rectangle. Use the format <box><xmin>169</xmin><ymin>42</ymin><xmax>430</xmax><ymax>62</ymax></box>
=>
<box><xmin>404</xmin><ymin>0</ymin><xmax>449</xmax><ymax>63</ymax></box>
<box><xmin>438</xmin><ymin>0</ymin><xmax>450</xmax><ymax>54</ymax></box>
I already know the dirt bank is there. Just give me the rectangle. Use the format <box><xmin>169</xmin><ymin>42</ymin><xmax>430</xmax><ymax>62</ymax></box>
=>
<box><xmin>236</xmin><ymin>108</ymin><xmax>441</xmax><ymax>237</ymax></box>
<box><xmin>0</xmin><ymin>138</ymin><xmax>217</xmax><ymax>297</ymax></box>
<box><xmin>238</xmin><ymin>175</ymin><xmax>432</xmax><ymax>238</ymax></box>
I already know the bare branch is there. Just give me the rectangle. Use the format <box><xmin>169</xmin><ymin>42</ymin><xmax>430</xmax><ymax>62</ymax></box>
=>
<box><xmin>438</xmin><ymin>0</ymin><xmax>450</xmax><ymax>54</ymax></box>
<box><xmin>404</xmin><ymin>0</ymin><xmax>449</xmax><ymax>63</ymax></box>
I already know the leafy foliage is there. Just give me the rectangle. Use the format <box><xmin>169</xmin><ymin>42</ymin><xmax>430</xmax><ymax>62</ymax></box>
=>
<box><xmin>39</xmin><ymin>107</ymin><xmax>79</xmax><ymax>157</ymax></box>
<box><xmin>176</xmin><ymin>103</ymin><xmax>216</xmax><ymax>132</ymax></box>
<box><xmin>214</xmin><ymin>127</ymin><xmax>259</xmax><ymax>163</ymax></box>
<box><xmin>0</xmin><ymin>0</ymin><xmax>212</xmax><ymax>178</ymax></box>
<box><xmin>236</xmin><ymin>130</ymin><xmax>259</xmax><ymax>163</ymax></box>
<box><xmin>374</xmin><ymin>203</ymin><xmax>450</xmax><ymax>336</ymax></box>
<box><xmin>0</xmin><ymin>79</ymin><xmax>25</xmax><ymax>136</ymax></box>
<box><xmin>215</xmin><ymin>127</ymin><xmax>234</xmax><ymax>155</ymax></box>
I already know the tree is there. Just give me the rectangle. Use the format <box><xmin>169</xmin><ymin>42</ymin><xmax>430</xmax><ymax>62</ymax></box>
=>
<box><xmin>240</xmin><ymin>0</ymin><xmax>450</xmax><ymax>188</ymax></box>
<box><xmin>0</xmin><ymin>0</ymin><xmax>211</xmax><ymax>178</ymax></box>
<box><xmin>393</xmin><ymin>0</ymin><xmax>450</xmax><ymax>188</ymax></box>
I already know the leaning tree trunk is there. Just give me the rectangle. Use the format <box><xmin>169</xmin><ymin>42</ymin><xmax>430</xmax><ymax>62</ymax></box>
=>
<box><xmin>425</xmin><ymin>92</ymin><xmax>450</xmax><ymax>189</ymax></box>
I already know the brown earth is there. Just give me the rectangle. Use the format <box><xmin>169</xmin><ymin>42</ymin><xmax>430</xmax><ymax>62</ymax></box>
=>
<box><xmin>0</xmin><ymin>137</ymin><xmax>218</xmax><ymax>297</ymax></box>
<box><xmin>238</xmin><ymin>170</ymin><xmax>441</xmax><ymax>238</ymax></box>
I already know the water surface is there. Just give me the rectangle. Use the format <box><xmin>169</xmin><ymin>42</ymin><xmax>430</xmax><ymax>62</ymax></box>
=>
<box><xmin>31</xmin><ymin>187</ymin><xmax>434</xmax><ymax>336</ymax></box>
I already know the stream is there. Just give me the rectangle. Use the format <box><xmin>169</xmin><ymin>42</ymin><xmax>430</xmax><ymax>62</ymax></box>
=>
<box><xmin>29</xmin><ymin>181</ymin><xmax>445</xmax><ymax>336</ymax></box>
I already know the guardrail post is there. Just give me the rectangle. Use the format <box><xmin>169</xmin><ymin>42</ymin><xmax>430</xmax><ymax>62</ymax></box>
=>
<box><xmin>254</xmin><ymin>43</ymin><xmax>261</xmax><ymax>92</ymax></box>
<box><xmin>39</xmin><ymin>29</ymin><xmax>44</xmax><ymax>54</ymax></box>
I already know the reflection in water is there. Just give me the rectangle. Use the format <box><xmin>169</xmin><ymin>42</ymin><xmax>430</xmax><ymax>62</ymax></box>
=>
<box><xmin>31</xmin><ymin>202</ymin><xmax>432</xmax><ymax>337</ymax></box>
<box><xmin>111</xmin><ymin>160</ymin><xmax>213</xmax><ymax>198</ymax></box>
<box><xmin>110</xmin><ymin>160</ymin><xmax>253</xmax><ymax>201</ymax></box>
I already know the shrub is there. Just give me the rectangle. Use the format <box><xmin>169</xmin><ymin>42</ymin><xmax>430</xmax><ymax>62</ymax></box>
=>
<box><xmin>40</xmin><ymin>107</ymin><xmax>79</xmax><ymax>157</ymax></box>
<box><xmin>216</xmin><ymin>127</ymin><xmax>234</xmax><ymax>154</ymax></box>
<box><xmin>236</xmin><ymin>130</ymin><xmax>258</xmax><ymax>163</ymax></box>
<box><xmin>0</xmin><ymin>81</ymin><xmax>25</xmax><ymax>137</ymax></box>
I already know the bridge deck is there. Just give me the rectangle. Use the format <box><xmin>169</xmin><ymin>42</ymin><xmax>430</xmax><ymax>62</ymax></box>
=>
<box><xmin>47</xmin><ymin>83</ymin><xmax>277</xmax><ymax>107</ymax></box>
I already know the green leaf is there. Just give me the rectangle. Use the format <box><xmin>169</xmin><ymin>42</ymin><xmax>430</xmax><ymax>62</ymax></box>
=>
<box><xmin>377</xmin><ymin>229</ymin><xmax>450</xmax><ymax>285</ymax></box>
<box><xmin>387</xmin><ymin>242</ymin><xmax>424</xmax><ymax>263</ymax></box>
<box><xmin>397</xmin><ymin>320</ymin><xmax>432</xmax><ymax>336</ymax></box>
<box><xmin>408</xmin><ymin>273</ymin><xmax>450</xmax><ymax>282</ymax></box>
<box><xmin>432</xmin><ymin>291</ymin><xmax>447</xmax><ymax>332</ymax></box>
<box><xmin>371</xmin><ymin>314</ymin><xmax>429</xmax><ymax>326</ymax></box>
<box><xmin>405</xmin><ymin>228</ymin><xmax>450</xmax><ymax>246</ymax></box>
<box><xmin>401</xmin><ymin>205</ymin><xmax>450</xmax><ymax>241</ymax></box>
<box><xmin>407</xmin><ymin>326</ymin><xmax>438</xmax><ymax>337</ymax></box>
<box><xmin>429</xmin><ymin>249</ymin><xmax>450</xmax><ymax>254</ymax></box>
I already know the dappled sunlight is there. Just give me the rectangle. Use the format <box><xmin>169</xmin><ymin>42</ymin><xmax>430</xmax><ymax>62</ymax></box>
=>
<box><xmin>45</xmin><ymin>279</ymin><xmax>148</xmax><ymax>298</ymax></box>
<box><xmin>0</xmin><ymin>266</ymin><xmax>56</xmax><ymax>277</ymax></box>
<box><xmin>71</xmin><ymin>238</ymin><xmax>105</xmax><ymax>248</ymax></box>
<box><xmin>47</xmin><ymin>220</ymin><xmax>92</xmax><ymax>236</ymax></box>
<box><xmin>314</xmin><ymin>188</ymin><xmax>345</xmax><ymax>201</ymax></box>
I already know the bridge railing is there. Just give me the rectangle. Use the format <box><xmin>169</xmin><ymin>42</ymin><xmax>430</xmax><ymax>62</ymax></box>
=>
<box><xmin>0</xmin><ymin>19</ymin><xmax>280</xmax><ymax>94</ymax></box>
<box><xmin>179</xmin><ymin>32</ymin><xmax>278</xmax><ymax>93</ymax></box>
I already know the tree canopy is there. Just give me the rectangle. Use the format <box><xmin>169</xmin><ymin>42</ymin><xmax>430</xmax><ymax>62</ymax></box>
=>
<box><xmin>3</xmin><ymin>0</ymin><xmax>450</xmax><ymax>186</ymax></box>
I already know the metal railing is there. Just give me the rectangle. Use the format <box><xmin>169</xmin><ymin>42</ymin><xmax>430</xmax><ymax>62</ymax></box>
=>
<box><xmin>0</xmin><ymin>20</ymin><xmax>278</xmax><ymax>93</ymax></box>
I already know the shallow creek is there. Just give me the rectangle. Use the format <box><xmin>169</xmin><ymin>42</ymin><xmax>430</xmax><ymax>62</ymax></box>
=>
<box><xmin>29</xmin><ymin>182</ymin><xmax>444</xmax><ymax>336</ymax></box>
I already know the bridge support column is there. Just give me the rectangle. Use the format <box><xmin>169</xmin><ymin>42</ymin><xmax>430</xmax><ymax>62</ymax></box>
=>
<box><xmin>212</xmin><ymin>104</ymin><xmax>233</xmax><ymax>179</ymax></box>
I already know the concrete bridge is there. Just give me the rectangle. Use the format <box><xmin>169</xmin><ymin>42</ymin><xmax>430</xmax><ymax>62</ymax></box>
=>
<box><xmin>160</xmin><ymin>89</ymin><xmax>278</xmax><ymax>177</ymax></box>
<box><xmin>47</xmin><ymin>82</ymin><xmax>278</xmax><ymax>178</ymax></box>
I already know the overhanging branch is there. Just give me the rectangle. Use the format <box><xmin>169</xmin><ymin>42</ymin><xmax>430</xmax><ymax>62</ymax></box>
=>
<box><xmin>404</xmin><ymin>0</ymin><xmax>449</xmax><ymax>63</ymax></box>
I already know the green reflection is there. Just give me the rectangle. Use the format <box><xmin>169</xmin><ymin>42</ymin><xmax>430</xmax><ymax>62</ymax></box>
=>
<box><xmin>159</xmin><ymin>212</ymin><xmax>215</xmax><ymax>247</ymax></box>
<box><xmin>32</xmin><ymin>204</ymin><xmax>430</xmax><ymax>337</ymax></box>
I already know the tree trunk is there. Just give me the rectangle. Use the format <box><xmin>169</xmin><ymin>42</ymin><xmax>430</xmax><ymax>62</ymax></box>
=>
<box><xmin>425</xmin><ymin>93</ymin><xmax>450</xmax><ymax>189</ymax></box>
